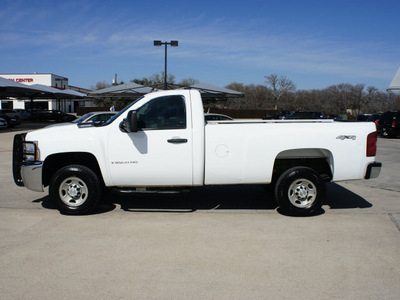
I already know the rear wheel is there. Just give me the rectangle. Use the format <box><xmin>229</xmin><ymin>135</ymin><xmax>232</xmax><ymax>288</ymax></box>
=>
<box><xmin>49</xmin><ymin>165</ymin><xmax>102</xmax><ymax>215</ymax></box>
<box><xmin>275</xmin><ymin>167</ymin><xmax>326</xmax><ymax>216</ymax></box>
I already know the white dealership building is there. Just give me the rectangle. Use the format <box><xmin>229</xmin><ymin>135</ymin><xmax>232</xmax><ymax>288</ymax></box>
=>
<box><xmin>0</xmin><ymin>73</ymin><xmax>91</xmax><ymax>112</ymax></box>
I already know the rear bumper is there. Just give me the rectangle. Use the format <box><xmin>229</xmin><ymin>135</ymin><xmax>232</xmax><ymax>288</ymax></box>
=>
<box><xmin>365</xmin><ymin>162</ymin><xmax>382</xmax><ymax>179</ymax></box>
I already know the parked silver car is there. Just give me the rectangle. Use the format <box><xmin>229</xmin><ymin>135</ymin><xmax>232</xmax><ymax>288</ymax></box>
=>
<box><xmin>204</xmin><ymin>113</ymin><xmax>233</xmax><ymax>121</ymax></box>
<box><xmin>73</xmin><ymin>112</ymin><xmax>117</xmax><ymax>124</ymax></box>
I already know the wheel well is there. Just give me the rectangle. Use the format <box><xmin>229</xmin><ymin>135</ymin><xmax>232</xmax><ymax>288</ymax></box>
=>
<box><xmin>273</xmin><ymin>149</ymin><xmax>333</xmax><ymax>182</ymax></box>
<box><xmin>42</xmin><ymin>152</ymin><xmax>104</xmax><ymax>187</ymax></box>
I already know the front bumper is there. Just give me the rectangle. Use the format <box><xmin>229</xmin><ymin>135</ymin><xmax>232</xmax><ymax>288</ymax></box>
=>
<box><xmin>21</xmin><ymin>162</ymin><xmax>44</xmax><ymax>192</ymax></box>
<box><xmin>365</xmin><ymin>162</ymin><xmax>382</xmax><ymax>179</ymax></box>
<box><xmin>13</xmin><ymin>133</ymin><xmax>44</xmax><ymax>192</ymax></box>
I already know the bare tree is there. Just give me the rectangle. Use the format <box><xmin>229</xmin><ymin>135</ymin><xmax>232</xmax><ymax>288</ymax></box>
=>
<box><xmin>349</xmin><ymin>84</ymin><xmax>366</xmax><ymax>115</ymax></box>
<box><xmin>149</xmin><ymin>72</ymin><xmax>176</xmax><ymax>86</ymax></box>
<box><xmin>90</xmin><ymin>81</ymin><xmax>113</xmax><ymax>107</ymax></box>
<box><xmin>132</xmin><ymin>72</ymin><xmax>202</xmax><ymax>90</ymax></box>
<box><xmin>324</xmin><ymin>83</ymin><xmax>353</xmax><ymax>113</ymax></box>
<box><xmin>179</xmin><ymin>77</ymin><xmax>199</xmax><ymax>87</ymax></box>
<box><xmin>91</xmin><ymin>81</ymin><xmax>111</xmax><ymax>91</ymax></box>
<box><xmin>92</xmin><ymin>74</ymin><xmax>399</xmax><ymax>114</ymax></box>
<box><xmin>290</xmin><ymin>89</ymin><xmax>325</xmax><ymax>111</ymax></box>
<box><xmin>264</xmin><ymin>74</ymin><xmax>296</xmax><ymax>110</ymax></box>
<box><xmin>132</xmin><ymin>72</ymin><xmax>176</xmax><ymax>88</ymax></box>
<box><xmin>225</xmin><ymin>82</ymin><xmax>246</xmax><ymax>109</ymax></box>
<box><xmin>225</xmin><ymin>83</ymin><xmax>273</xmax><ymax>109</ymax></box>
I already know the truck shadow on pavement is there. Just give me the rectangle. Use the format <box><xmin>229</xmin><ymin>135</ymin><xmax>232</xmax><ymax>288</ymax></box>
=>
<box><xmin>98</xmin><ymin>182</ymin><xmax>372</xmax><ymax>216</ymax></box>
<box><xmin>35</xmin><ymin>183</ymin><xmax>372</xmax><ymax>216</ymax></box>
<box><xmin>325</xmin><ymin>183</ymin><xmax>372</xmax><ymax>209</ymax></box>
<box><xmin>107</xmin><ymin>185</ymin><xmax>278</xmax><ymax>213</ymax></box>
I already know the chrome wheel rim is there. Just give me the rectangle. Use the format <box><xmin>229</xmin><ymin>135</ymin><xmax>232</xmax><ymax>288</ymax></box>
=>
<box><xmin>59</xmin><ymin>176</ymin><xmax>88</xmax><ymax>207</ymax></box>
<box><xmin>288</xmin><ymin>178</ymin><xmax>317</xmax><ymax>208</ymax></box>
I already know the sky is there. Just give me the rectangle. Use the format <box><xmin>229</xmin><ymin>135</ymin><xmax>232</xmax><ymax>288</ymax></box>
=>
<box><xmin>1</xmin><ymin>0</ymin><xmax>399</xmax><ymax>91</ymax></box>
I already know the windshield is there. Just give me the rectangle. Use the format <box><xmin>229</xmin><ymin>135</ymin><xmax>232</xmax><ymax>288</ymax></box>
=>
<box><xmin>103</xmin><ymin>96</ymin><xmax>144</xmax><ymax>126</ymax></box>
<box><xmin>72</xmin><ymin>112</ymin><xmax>94</xmax><ymax>123</ymax></box>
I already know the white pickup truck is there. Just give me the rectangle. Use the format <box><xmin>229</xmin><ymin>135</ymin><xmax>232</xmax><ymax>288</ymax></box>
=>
<box><xmin>13</xmin><ymin>89</ymin><xmax>382</xmax><ymax>216</ymax></box>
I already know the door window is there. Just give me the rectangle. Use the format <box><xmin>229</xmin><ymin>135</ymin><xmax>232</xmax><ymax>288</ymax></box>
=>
<box><xmin>136</xmin><ymin>95</ymin><xmax>186</xmax><ymax>130</ymax></box>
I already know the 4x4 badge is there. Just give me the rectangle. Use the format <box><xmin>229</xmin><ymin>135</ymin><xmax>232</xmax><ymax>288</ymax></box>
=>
<box><xmin>336</xmin><ymin>135</ymin><xmax>356</xmax><ymax>140</ymax></box>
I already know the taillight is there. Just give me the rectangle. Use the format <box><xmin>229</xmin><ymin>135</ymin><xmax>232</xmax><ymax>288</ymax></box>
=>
<box><xmin>392</xmin><ymin>119</ymin><xmax>396</xmax><ymax>128</ymax></box>
<box><xmin>375</xmin><ymin>119</ymin><xmax>379</xmax><ymax>126</ymax></box>
<box><xmin>367</xmin><ymin>132</ymin><xmax>377</xmax><ymax>157</ymax></box>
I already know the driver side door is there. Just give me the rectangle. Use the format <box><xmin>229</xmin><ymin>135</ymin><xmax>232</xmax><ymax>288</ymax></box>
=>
<box><xmin>107</xmin><ymin>94</ymin><xmax>193</xmax><ymax>187</ymax></box>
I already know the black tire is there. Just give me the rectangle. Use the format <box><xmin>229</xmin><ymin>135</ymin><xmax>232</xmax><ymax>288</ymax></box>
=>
<box><xmin>49</xmin><ymin>165</ymin><xmax>102</xmax><ymax>215</ymax></box>
<box><xmin>275</xmin><ymin>167</ymin><xmax>326</xmax><ymax>216</ymax></box>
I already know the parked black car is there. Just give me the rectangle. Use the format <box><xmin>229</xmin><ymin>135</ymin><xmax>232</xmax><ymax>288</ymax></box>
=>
<box><xmin>356</xmin><ymin>113</ymin><xmax>381</xmax><ymax>122</ymax></box>
<box><xmin>0</xmin><ymin>110</ymin><xmax>21</xmax><ymax>127</ymax></box>
<box><xmin>376</xmin><ymin>111</ymin><xmax>400</xmax><ymax>138</ymax></box>
<box><xmin>30</xmin><ymin>110</ymin><xmax>76</xmax><ymax>122</ymax></box>
<box><xmin>356</xmin><ymin>114</ymin><xmax>372</xmax><ymax>121</ymax></box>
<box><xmin>287</xmin><ymin>111</ymin><xmax>326</xmax><ymax>119</ymax></box>
<box><xmin>262</xmin><ymin>111</ymin><xmax>292</xmax><ymax>120</ymax></box>
<box><xmin>327</xmin><ymin>114</ymin><xmax>344</xmax><ymax>120</ymax></box>
<box><xmin>367</xmin><ymin>114</ymin><xmax>382</xmax><ymax>122</ymax></box>
<box><xmin>13</xmin><ymin>109</ymin><xmax>31</xmax><ymax>120</ymax></box>
<box><xmin>0</xmin><ymin>117</ymin><xmax>7</xmax><ymax>129</ymax></box>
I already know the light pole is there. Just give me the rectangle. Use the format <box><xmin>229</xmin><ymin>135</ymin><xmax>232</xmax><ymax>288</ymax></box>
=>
<box><xmin>153</xmin><ymin>40</ymin><xmax>178</xmax><ymax>90</ymax></box>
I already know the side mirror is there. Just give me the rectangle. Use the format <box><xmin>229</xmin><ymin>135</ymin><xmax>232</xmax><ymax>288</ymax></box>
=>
<box><xmin>124</xmin><ymin>110</ymin><xmax>138</xmax><ymax>132</ymax></box>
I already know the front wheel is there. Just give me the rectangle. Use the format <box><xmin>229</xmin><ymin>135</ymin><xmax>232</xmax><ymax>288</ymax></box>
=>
<box><xmin>49</xmin><ymin>165</ymin><xmax>102</xmax><ymax>215</ymax></box>
<box><xmin>275</xmin><ymin>167</ymin><xmax>326</xmax><ymax>216</ymax></box>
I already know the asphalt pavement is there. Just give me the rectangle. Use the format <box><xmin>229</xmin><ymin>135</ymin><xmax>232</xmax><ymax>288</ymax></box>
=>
<box><xmin>0</xmin><ymin>123</ymin><xmax>399</xmax><ymax>300</ymax></box>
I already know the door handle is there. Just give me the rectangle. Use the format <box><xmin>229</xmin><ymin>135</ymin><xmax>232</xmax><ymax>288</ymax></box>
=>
<box><xmin>167</xmin><ymin>138</ymin><xmax>188</xmax><ymax>144</ymax></box>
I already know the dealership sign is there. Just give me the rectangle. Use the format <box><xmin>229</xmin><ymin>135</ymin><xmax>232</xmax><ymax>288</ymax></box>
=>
<box><xmin>8</xmin><ymin>78</ymin><xmax>34</xmax><ymax>83</ymax></box>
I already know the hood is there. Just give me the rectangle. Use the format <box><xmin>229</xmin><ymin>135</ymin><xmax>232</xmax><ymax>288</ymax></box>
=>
<box><xmin>26</xmin><ymin>123</ymin><xmax>81</xmax><ymax>140</ymax></box>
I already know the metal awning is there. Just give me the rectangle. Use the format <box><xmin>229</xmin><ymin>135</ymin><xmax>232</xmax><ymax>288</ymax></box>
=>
<box><xmin>30</xmin><ymin>84</ymin><xmax>87</xmax><ymax>99</ymax></box>
<box><xmin>0</xmin><ymin>78</ymin><xmax>87</xmax><ymax>100</ymax></box>
<box><xmin>182</xmin><ymin>82</ymin><xmax>244</xmax><ymax>99</ymax></box>
<box><xmin>62</xmin><ymin>89</ymin><xmax>88</xmax><ymax>98</ymax></box>
<box><xmin>0</xmin><ymin>77</ymin><xmax>52</xmax><ymax>99</ymax></box>
<box><xmin>89</xmin><ymin>81</ymin><xmax>244</xmax><ymax>101</ymax></box>
<box><xmin>89</xmin><ymin>82</ymin><xmax>155</xmax><ymax>97</ymax></box>
<box><xmin>388</xmin><ymin>67</ymin><xmax>400</xmax><ymax>91</ymax></box>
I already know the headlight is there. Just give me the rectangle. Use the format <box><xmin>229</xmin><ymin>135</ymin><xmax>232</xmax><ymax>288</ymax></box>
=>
<box><xmin>23</xmin><ymin>141</ymin><xmax>40</xmax><ymax>162</ymax></box>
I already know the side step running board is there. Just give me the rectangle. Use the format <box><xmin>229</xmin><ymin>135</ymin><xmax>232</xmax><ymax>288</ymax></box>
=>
<box><xmin>111</xmin><ymin>188</ymin><xmax>191</xmax><ymax>195</ymax></box>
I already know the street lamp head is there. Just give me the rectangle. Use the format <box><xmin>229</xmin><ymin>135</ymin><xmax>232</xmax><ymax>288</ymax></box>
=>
<box><xmin>153</xmin><ymin>40</ymin><xmax>179</xmax><ymax>90</ymax></box>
